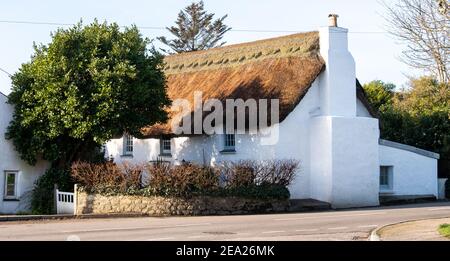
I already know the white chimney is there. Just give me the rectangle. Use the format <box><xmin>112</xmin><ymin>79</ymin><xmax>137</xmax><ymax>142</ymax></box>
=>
<box><xmin>310</xmin><ymin>15</ymin><xmax>380</xmax><ymax>209</ymax></box>
<box><xmin>319</xmin><ymin>14</ymin><xmax>356</xmax><ymax>117</ymax></box>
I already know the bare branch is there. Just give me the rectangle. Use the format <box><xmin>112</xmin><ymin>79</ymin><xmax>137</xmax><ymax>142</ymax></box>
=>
<box><xmin>382</xmin><ymin>0</ymin><xmax>449</xmax><ymax>83</ymax></box>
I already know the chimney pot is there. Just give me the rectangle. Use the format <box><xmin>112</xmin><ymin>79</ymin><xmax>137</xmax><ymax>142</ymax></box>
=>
<box><xmin>328</xmin><ymin>14</ymin><xmax>339</xmax><ymax>27</ymax></box>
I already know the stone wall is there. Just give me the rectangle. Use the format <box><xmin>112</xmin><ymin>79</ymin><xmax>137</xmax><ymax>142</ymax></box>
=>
<box><xmin>75</xmin><ymin>190</ymin><xmax>290</xmax><ymax>216</ymax></box>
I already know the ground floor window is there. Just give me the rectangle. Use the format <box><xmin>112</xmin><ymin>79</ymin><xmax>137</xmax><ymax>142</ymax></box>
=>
<box><xmin>224</xmin><ymin>134</ymin><xmax>236</xmax><ymax>151</ymax></box>
<box><xmin>380</xmin><ymin>166</ymin><xmax>393</xmax><ymax>191</ymax></box>
<box><xmin>123</xmin><ymin>133</ymin><xmax>134</xmax><ymax>156</ymax></box>
<box><xmin>4</xmin><ymin>171</ymin><xmax>18</xmax><ymax>199</ymax></box>
<box><xmin>161</xmin><ymin>138</ymin><xmax>172</xmax><ymax>155</ymax></box>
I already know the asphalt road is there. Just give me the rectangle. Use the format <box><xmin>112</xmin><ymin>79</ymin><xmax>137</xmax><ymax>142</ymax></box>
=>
<box><xmin>1</xmin><ymin>202</ymin><xmax>449</xmax><ymax>241</ymax></box>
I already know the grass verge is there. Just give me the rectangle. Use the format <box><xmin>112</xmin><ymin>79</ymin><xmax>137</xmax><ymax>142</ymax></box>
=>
<box><xmin>438</xmin><ymin>224</ymin><xmax>450</xmax><ymax>238</ymax></box>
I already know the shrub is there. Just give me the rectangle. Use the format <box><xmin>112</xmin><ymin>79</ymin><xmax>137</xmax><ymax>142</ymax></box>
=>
<box><xmin>143</xmin><ymin>164</ymin><xmax>220</xmax><ymax>197</ymax></box>
<box><xmin>71</xmin><ymin>159</ymin><xmax>299</xmax><ymax>200</ymax></box>
<box><xmin>220</xmin><ymin>160</ymin><xmax>256</xmax><ymax>188</ymax></box>
<box><xmin>71</xmin><ymin>161</ymin><xmax>144</xmax><ymax>194</ymax></box>
<box><xmin>220</xmin><ymin>160</ymin><xmax>299</xmax><ymax>187</ymax></box>
<box><xmin>31</xmin><ymin>167</ymin><xmax>73</xmax><ymax>214</ymax></box>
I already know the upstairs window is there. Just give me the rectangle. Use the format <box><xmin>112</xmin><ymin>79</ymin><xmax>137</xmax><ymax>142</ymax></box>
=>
<box><xmin>4</xmin><ymin>171</ymin><xmax>18</xmax><ymax>199</ymax></box>
<box><xmin>123</xmin><ymin>133</ymin><xmax>133</xmax><ymax>156</ymax></box>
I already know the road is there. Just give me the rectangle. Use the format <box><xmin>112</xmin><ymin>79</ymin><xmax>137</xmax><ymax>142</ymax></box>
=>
<box><xmin>1</xmin><ymin>202</ymin><xmax>449</xmax><ymax>241</ymax></box>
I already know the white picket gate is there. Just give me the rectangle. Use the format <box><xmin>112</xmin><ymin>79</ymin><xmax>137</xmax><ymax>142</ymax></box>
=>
<box><xmin>55</xmin><ymin>188</ymin><xmax>75</xmax><ymax>215</ymax></box>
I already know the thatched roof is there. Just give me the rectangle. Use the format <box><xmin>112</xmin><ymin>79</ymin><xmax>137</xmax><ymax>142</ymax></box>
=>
<box><xmin>142</xmin><ymin>32</ymin><xmax>326</xmax><ymax>137</ymax></box>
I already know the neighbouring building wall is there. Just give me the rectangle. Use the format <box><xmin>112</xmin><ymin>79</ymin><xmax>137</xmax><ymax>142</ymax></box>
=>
<box><xmin>0</xmin><ymin>93</ymin><xmax>49</xmax><ymax>214</ymax></box>
<box><xmin>379</xmin><ymin>141</ymin><xmax>438</xmax><ymax>197</ymax></box>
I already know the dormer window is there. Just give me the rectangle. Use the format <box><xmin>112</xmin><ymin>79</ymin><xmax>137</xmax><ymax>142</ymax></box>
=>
<box><xmin>123</xmin><ymin>133</ymin><xmax>133</xmax><ymax>156</ymax></box>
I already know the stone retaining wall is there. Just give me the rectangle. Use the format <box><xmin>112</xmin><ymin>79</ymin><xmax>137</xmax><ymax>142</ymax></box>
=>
<box><xmin>75</xmin><ymin>190</ymin><xmax>290</xmax><ymax>216</ymax></box>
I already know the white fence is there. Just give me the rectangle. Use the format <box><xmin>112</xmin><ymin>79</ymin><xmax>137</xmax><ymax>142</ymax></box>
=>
<box><xmin>55</xmin><ymin>187</ymin><xmax>75</xmax><ymax>215</ymax></box>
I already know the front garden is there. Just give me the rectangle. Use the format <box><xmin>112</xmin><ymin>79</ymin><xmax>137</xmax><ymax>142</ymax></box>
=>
<box><xmin>71</xmin><ymin>160</ymin><xmax>299</xmax><ymax>216</ymax></box>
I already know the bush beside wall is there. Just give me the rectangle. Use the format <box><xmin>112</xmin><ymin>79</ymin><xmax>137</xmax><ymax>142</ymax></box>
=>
<box><xmin>72</xmin><ymin>160</ymin><xmax>298</xmax><ymax>216</ymax></box>
<box><xmin>71</xmin><ymin>160</ymin><xmax>298</xmax><ymax>200</ymax></box>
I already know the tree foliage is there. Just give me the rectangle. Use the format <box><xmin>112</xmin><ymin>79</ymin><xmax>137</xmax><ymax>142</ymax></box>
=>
<box><xmin>363</xmin><ymin>77</ymin><xmax>450</xmax><ymax>166</ymax></box>
<box><xmin>6</xmin><ymin>21</ymin><xmax>171</xmax><ymax>168</ymax></box>
<box><xmin>362</xmin><ymin>80</ymin><xmax>396</xmax><ymax>113</ymax></box>
<box><xmin>158</xmin><ymin>1</ymin><xmax>231</xmax><ymax>53</ymax></box>
<box><xmin>393</xmin><ymin>77</ymin><xmax>450</xmax><ymax>116</ymax></box>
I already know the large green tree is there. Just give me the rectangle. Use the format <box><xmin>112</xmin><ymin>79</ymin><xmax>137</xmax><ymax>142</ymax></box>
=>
<box><xmin>7</xmin><ymin>21</ymin><xmax>171</xmax><ymax>169</ymax></box>
<box><xmin>158</xmin><ymin>1</ymin><xmax>231</xmax><ymax>53</ymax></box>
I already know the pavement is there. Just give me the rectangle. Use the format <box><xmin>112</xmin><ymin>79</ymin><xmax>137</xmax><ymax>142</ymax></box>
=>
<box><xmin>0</xmin><ymin>201</ymin><xmax>449</xmax><ymax>241</ymax></box>
<box><xmin>0</xmin><ymin>213</ymin><xmax>145</xmax><ymax>222</ymax></box>
<box><xmin>376</xmin><ymin>217</ymin><xmax>450</xmax><ymax>241</ymax></box>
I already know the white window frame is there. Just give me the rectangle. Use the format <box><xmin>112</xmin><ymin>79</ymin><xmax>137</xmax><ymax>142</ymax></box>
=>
<box><xmin>161</xmin><ymin>138</ymin><xmax>172</xmax><ymax>155</ymax></box>
<box><xmin>380</xmin><ymin>166</ymin><xmax>394</xmax><ymax>192</ymax></box>
<box><xmin>4</xmin><ymin>171</ymin><xmax>19</xmax><ymax>200</ymax></box>
<box><xmin>123</xmin><ymin>133</ymin><xmax>134</xmax><ymax>156</ymax></box>
<box><xmin>224</xmin><ymin>134</ymin><xmax>236</xmax><ymax>151</ymax></box>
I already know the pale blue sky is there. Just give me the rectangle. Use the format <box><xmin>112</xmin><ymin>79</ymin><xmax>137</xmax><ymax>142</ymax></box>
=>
<box><xmin>0</xmin><ymin>0</ymin><xmax>419</xmax><ymax>95</ymax></box>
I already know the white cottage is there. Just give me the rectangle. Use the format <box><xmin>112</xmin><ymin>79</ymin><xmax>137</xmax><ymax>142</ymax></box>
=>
<box><xmin>0</xmin><ymin>92</ymin><xmax>49</xmax><ymax>214</ymax></box>
<box><xmin>101</xmin><ymin>16</ymin><xmax>439</xmax><ymax>209</ymax></box>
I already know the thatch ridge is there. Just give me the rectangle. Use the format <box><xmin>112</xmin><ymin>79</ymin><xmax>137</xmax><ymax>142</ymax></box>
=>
<box><xmin>164</xmin><ymin>32</ymin><xmax>320</xmax><ymax>75</ymax></box>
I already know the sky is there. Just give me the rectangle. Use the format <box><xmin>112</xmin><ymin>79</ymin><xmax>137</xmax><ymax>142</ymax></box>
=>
<box><xmin>0</xmin><ymin>0</ymin><xmax>421</xmax><ymax>95</ymax></box>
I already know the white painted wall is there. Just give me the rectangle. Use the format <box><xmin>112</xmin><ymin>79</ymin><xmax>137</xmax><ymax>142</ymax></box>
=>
<box><xmin>310</xmin><ymin>116</ymin><xmax>380</xmax><ymax>208</ymax></box>
<box><xmin>319</xmin><ymin>26</ymin><xmax>356</xmax><ymax>117</ymax></box>
<box><xmin>0</xmin><ymin>93</ymin><xmax>49</xmax><ymax>214</ymax></box>
<box><xmin>379</xmin><ymin>144</ymin><xmax>438</xmax><ymax>197</ymax></box>
<box><xmin>356</xmin><ymin>99</ymin><xmax>372</xmax><ymax>118</ymax></box>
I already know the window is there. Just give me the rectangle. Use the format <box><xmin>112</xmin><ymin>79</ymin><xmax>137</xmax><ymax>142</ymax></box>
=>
<box><xmin>161</xmin><ymin>138</ymin><xmax>172</xmax><ymax>155</ymax></box>
<box><xmin>380</xmin><ymin>166</ymin><xmax>393</xmax><ymax>191</ymax></box>
<box><xmin>224</xmin><ymin>134</ymin><xmax>236</xmax><ymax>151</ymax></box>
<box><xmin>4</xmin><ymin>171</ymin><xmax>18</xmax><ymax>199</ymax></box>
<box><xmin>123</xmin><ymin>134</ymin><xmax>133</xmax><ymax>156</ymax></box>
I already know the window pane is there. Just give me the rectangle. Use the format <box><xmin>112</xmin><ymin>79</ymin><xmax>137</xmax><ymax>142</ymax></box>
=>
<box><xmin>162</xmin><ymin>139</ymin><xmax>171</xmax><ymax>153</ymax></box>
<box><xmin>225</xmin><ymin>134</ymin><xmax>235</xmax><ymax>148</ymax></box>
<box><xmin>124</xmin><ymin>134</ymin><xmax>133</xmax><ymax>154</ymax></box>
<box><xmin>5</xmin><ymin>173</ymin><xmax>16</xmax><ymax>197</ymax></box>
<box><xmin>380</xmin><ymin>167</ymin><xmax>387</xmax><ymax>186</ymax></box>
<box><xmin>380</xmin><ymin>166</ymin><xmax>392</xmax><ymax>188</ymax></box>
